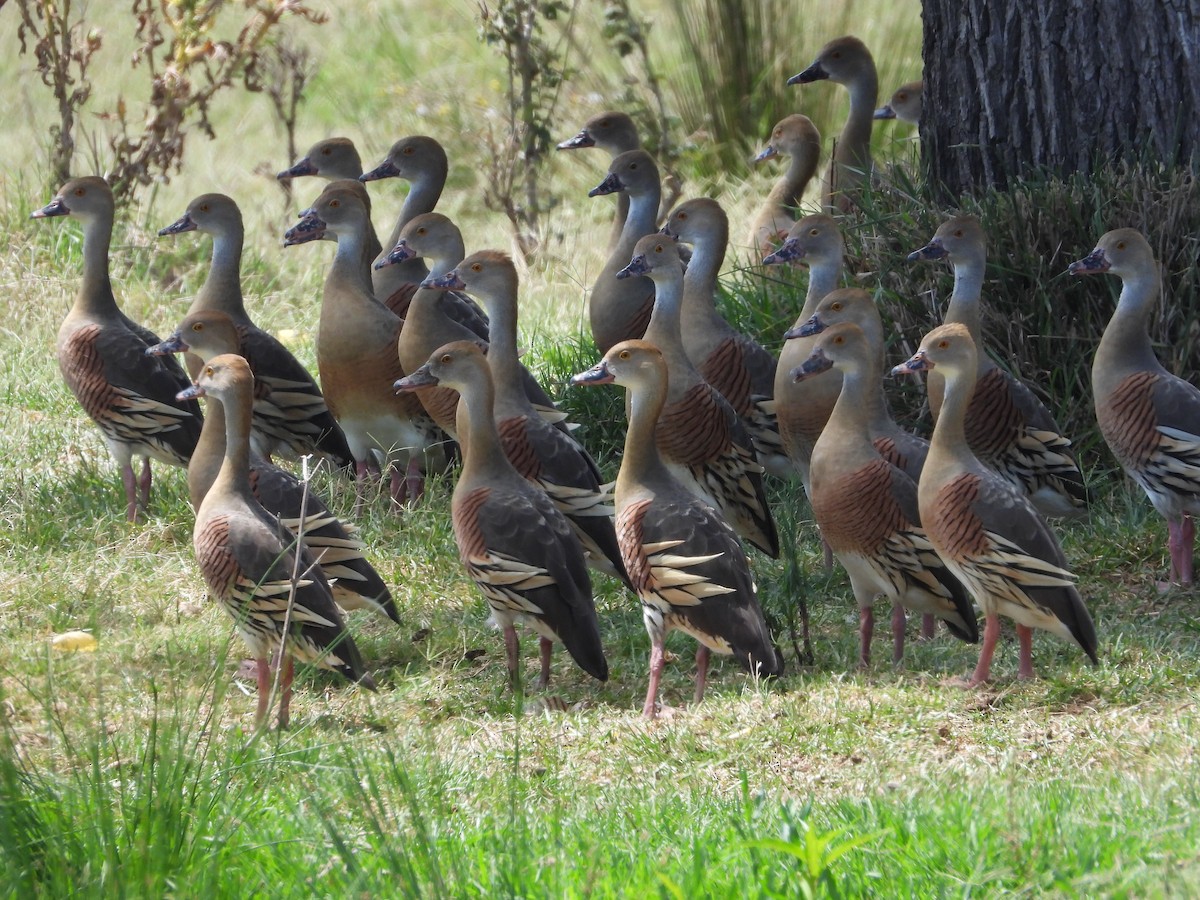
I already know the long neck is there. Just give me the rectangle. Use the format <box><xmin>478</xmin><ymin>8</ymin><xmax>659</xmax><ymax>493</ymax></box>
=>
<box><xmin>928</xmin><ymin>364</ymin><xmax>976</xmax><ymax>470</ymax></box>
<box><xmin>616</xmin><ymin>186</ymin><xmax>661</xmax><ymax>258</ymax></box>
<box><xmin>1098</xmin><ymin>266</ymin><xmax>1164</xmax><ymax>375</ymax></box>
<box><xmin>944</xmin><ymin>252</ymin><xmax>985</xmax><ymax>340</ymax></box>
<box><xmin>75</xmin><ymin>212</ymin><xmax>117</xmax><ymax>317</ymax></box>
<box><xmin>479</xmin><ymin>288</ymin><xmax>527</xmax><ymax>406</ymax></box>
<box><xmin>194</xmin><ymin>225</ymin><xmax>246</xmax><ymax>318</ymax></box>
<box><xmin>769</xmin><ymin>151</ymin><xmax>819</xmax><ymax>213</ymax></box>
<box><xmin>682</xmin><ymin>223</ymin><xmax>727</xmax><ymax>317</ymax></box>
<box><xmin>616</xmin><ymin>378</ymin><xmax>673</xmax><ymax>497</ymax></box>
<box><xmin>801</xmin><ymin>255</ymin><xmax>842</xmax><ymax>316</ymax></box>
<box><xmin>456</xmin><ymin>372</ymin><xmax>511</xmax><ymax>483</ymax></box>
<box><xmin>188</xmin><ymin>395</ymin><xmax>226</xmax><ymax>509</ymax></box>
<box><xmin>384</xmin><ymin>170</ymin><xmax>445</xmax><ymax>249</ymax></box>
<box><xmin>823</xmin><ymin>363</ymin><xmax>877</xmax><ymax>462</ymax></box>
<box><xmin>839</xmin><ymin>69</ymin><xmax>878</xmax><ymax>167</ymax></box>
<box><xmin>642</xmin><ymin>270</ymin><xmax>688</xmax><ymax>361</ymax></box>
<box><xmin>330</xmin><ymin>224</ymin><xmax>375</xmax><ymax>296</ymax></box>
<box><xmin>211</xmin><ymin>389</ymin><xmax>253</xmax><ymax>501</ymax></box>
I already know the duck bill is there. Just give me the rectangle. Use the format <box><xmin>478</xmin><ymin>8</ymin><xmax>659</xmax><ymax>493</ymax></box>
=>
<box><xmin>376</xmin><ymin>240</ymin><xmax>416</xmax><ymax>270</ymax></box>
<box><xmin>145</xmin><ymin>332</ymin><xmax>188</xmax><ymax>356</ymax></box>
<box><xmin>360</xmin><ymin>160</ymin><xmax>400</xmax><ymax>182</ymax></box>
<box><xmin>892</xmin><ymin>352</ymin><xmax>932</xmax><ymax>376</ymax></box>
<box><xmin>873</xmin><ymin>105</ymin><xmax>897</xmax><ymax>120</ymax></box>
<box><xmin>907</xmin><ymin>240</ymin><xmax>947</xmax><ymax>262</ymax></box>
<box><xmin>277</xmin><ymin>158</ymin><xmax>317</xmax><ymax>180</ymax></box>
<box><xmin>1068</xmin><ymin>248</ymin><xmax>1110</xmax><ymax>275</ymax></box>
<box><xmin>791</xmin><ymin>349</ymin><xmax>833</xmax><ymax>382</ymax></box>
<box><xmin>752</xmin><ymin>145</ymin><xmax>778</xmax><ymax>163</ymax></box>
<box><xmin>658</xmin><ymin>223</ymin><xmax>679</xmax><ymax>240</ymax></box>
<box><xmin>394</xmin><ymin>365</ymin><xmax>439</xmax><ymax>393</ymax></box>
<box><xmin>176</xmin><ymin>383</ymin><xmax>205</xmax><ymax>402</ymax></box>
<box><xmin>616</xmin><ymin>255</ymin><xmax>650</xmax><ymax>279</ymax></box>
<box><xmin>787</xmin><ymin>60</ymin><xmax>827</xmax><ymax>85</ymax></box>
<box><xmin>420</xmin><ymin>271</ymin><xmax>466</xmax><ymax>290</ymax></box>
<box><xmin>158</xmin><ymin>212</ymin><xmax>197</xmax><ymax>236</ymax></box>
<box><xmin>556</xmin><ymin>130</ymin><xmax>594</xmax><ymax>150</ymax></box>
<box><xmin>588</xmin><ymin>172</ymin><xmax>623</xmax><ymax>197</ymax></box>
<box><xmin>570</xmin><ymin>360</ymin><xmax>614</xmax><ymax>387</ymax></box>
<box><xmin>784</xmin><ymin>314</ymin><xmax>824</xmax><ymax>340</ymax></box>
<box><xmin>31</xmin><ymin>197</ymin><xmax>69</xmax><ymax>219</ymax></box>
<box><xmin>283</xmin><ymin>213</ymin><xmax>327</xmax><ymax>247</ymax></box>
<box><xmin>761</xmin><ymin>238</ymin><xmax>805</xmax><ymax>266</ymax></box>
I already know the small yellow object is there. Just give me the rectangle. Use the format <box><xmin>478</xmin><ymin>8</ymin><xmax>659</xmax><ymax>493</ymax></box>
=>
<box><xmin>51</xmin><ymin>631</ymin><xmax>98</xmax><ymax>652</ymax></box>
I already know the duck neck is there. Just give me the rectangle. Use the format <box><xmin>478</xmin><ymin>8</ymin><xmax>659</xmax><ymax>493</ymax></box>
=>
<box><xmin>841</xmin><ymin>69</ymin><xmax>878</xmax><ymax>166</ymax></box>
<box><xmin>1100</xmin><ymin>266</ymin><xmax>1163</xmax><ymax>373</ymax></box>
<box><xmin>801</xmin><ymin>255</ymin><xmax>843</xmax><ymax>316</ymax></box>
<box><xmin>385</xmin><ymin>170</ymin><xmax>446</xmax><ymax>249</ymax></box>
<box><xmin>682</xmin><ymin>223</ymin><xmax>726</xmax><ymax>317</ymax></box>
<box><xmin>824</xmin><ymin>364</ymin><xmax>876</xmax><ymax>458</ymax></box>
<box><xmin>478</xmin><ymin>287</ymin><xmax>526</xmax><ymax>405</ymax></box>
<box><xmin>330</xmin><ymin>224</ymin><xmax>375</xmax><ymax>296</ymax></box>
<box><xmin>928</xmin><ymin>364</ymin><xmax>975</xmax><ymax>468</ymax></box>
<box><xmin>944</xmin><ymin>253</ymin><xmax>985</xmax><ymax>341</ymax></box>
<box><xmin>211</xmin><ymin>389</ymin><xmax>253</xmax><ymax>501</ymax></box>
<box><xmin>617</xmin><ymin>185</ymin><xmax>662</xmax><ymax>257</ymax></box>
<box><xmin>617</xmin><ymin>377</ymin><xmax>672</xmax><ymax>497</ymax></box>
<box><xmin>75</xmin><ymin>211</ymin><xmax>117</xmax><ymax>318</ymax></box>
<box><xmin>194</xmin><ymin>225</ymin><xmax>247</xmax><ymax>318</ymax></box>
<box><xmin>456</xmin><ymin>372</ymin><xmax>509</xmax><ymax>483</ymax></box>
<box><xmin>188</xmin><ymin>394</ymin><xmax>226</xmax><ymax>509</ymax></box>
<box><xmin>770</xmin><ymin>150</ymin><xmax>819</xmax><ymax>213</ymax></box>
<box><xmin>642</xmin><ymin>270</ymin><xmax>688</xmax><ymax>364</ymax></box>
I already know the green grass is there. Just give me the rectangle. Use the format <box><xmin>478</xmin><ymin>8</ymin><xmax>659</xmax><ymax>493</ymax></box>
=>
<box><xmin>4</xmin><ymin>1</ymin><xmax>1200</xmax><ymax>896</ymax></box>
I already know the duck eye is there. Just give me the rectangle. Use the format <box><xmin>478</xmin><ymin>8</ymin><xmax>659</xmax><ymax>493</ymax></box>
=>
<box><xmin>678</xmin><ymin>212</ymin><xmax>688</xmax><ymax>221</ymax></box>
<box><xmin>831</xmin><ymin>302</ymin><xmax>842</xmax><ymax>311</ymax></box>
<box><xmin>74</xmin><ymin>188</ymin><xmax>85</xmax><ymax>197</ymax></box>
<box><xmin>416</xmin><ymin>227</ymin><xmax>426</xmax><ymax>235</ymax></box>
<box><xmin>654</xmin><ymin>244</ymin><xmax>664</xmax><ymax>253</ymax></box>
<box><xmin>1116</xmin><ymin>241</ymin><xmax>1126</xmax><ymax>250</ymax></box>
<box><xmin>598</xmin><ymin>119</ymin><xmax>609</xmax><ymax>127</ymax></box>
<box><xmin>440</xmin><ymin>354</ymin><xmax>452</xmax><ymax>364</ymax></box>
<box><xmin>937</xmin><ymin>340</ymin><xmax>949</xmax><ymax>349</ymax></box>
<box><xmin>618</xmin><ymin>350</ymin><xmax>630</xmax><ymax>360</ymax></box>
<box><xmin>471</xmin><ymin>263</ymin><xmax>482</xmax><ymax>272</ymax></box>
<box><xmin>192</xmin><ymin>323</ymin><xmax>203</xmax><ymax>332</ymax></box>
<box><xmin>954</xmin><ymin>229</ymin><xmax>963</xmax><ymax>237</ymax></box>
<box><xmin>403</xmin><ymin>146</ymin><xmax>414</xmax><ymax>155</ymax></box>
<box><xmin>329</xmin><ymin>199</ymin><xmax>340</xmax><ymax>208</ymax></box>
<box><xmin>204</xmin><ymin>366</ymin><xmax>214</xmax><ymax>377</ymax></box>
<box><xmin>833</xmin><ymin>335</ymin><xmax>844</xmax><ymax>345</ymax></box>
<box><xmin>831</xmin><ymin>50</ymin><xmax>841</xmax><ymax>59</ymax></box>
<box><xmin>809</xmin><ymin>228</ymin><xmax>819</xmax><ymax>236</ymax></box>
<box><xmin>629</xmin><ymin>162</ymin><xmax>638</xmax><ymax>170</ymax></box>
<box><xmin>897</xmin><ymin>92</ymin><xmax>907</xmax><ymax>101</ymax></box>
<box><xmin>321</xmin><ymin>147</ymin><xmax>331</xmax><ymax>155</ymax></box>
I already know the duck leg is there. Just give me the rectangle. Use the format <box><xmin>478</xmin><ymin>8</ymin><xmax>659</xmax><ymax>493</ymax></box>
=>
<box><xmin>643</xmin><ymin>639</ymin><xmax>666</xmax><ymax>718</ymax></box>
<box><xmin>968</xmin><ymin>613</ymin><xmax>1001</xmax><ymax>687</ymax></box>
<box><xmin>891</xmin><ymin>603</ymin><xmax>906</xmax><ymax>664</ymax></box>
<box><xmin>503</xmin><ymin>623</ymin><xmax>522</xmax><ymax>688</ymax></box>
<box><xmin>1016</xmin><ymin>624</ymin><xmax>1035</xmax><ymax>680</ymax></box>
<box><xmin>277</xmin><ymin>655</ymin><xmax>295</xmax><ymax>728</ymax></box>
<box><xmin>121</xmin><ymin>462</ymin><xmax>141</xmax><ymax>522</ymax></box>
<box><xmin>1180</xmin><ymin>514</ymin><xmax>1195</xmax><ymax>585</ymax></box>
<box><xmin>920</xmin><ymin>613</ymin><xmax>936</xmax><ymax>640</ymax></box>
<box><xmin>254</xmin><ymin>657</ymin><xmax>272</xmax><ymax>725</ymax></box>
<box><xmin>857</xmin><ymin>606</ymin><xmax>873</xmax><ymax>669</ymax></box>
<box><xmin>353</xmin><ymin>459</ymin><xmax>371</xmax><ymax>517</ymax></box>
<box><xmin>137</xmin><ymin>457</ymin><xmax>153</xmax><ymax>512</ymax></box>
<box><xmin>404</xmin><ymin>456</ymin><xmax>425</xmax><ymax>504</ymax></box>
<box><xmin>389</xmin><ymin>463</ymin><xmax>408</xmax><ymax>509</ymax></box>
<box><xmin>693</xmin><ymin>644</ymin><xmax>710</xmax><ymax>705</ymax></box>
<box><xmin>537</xmin><ymin>637</ymin><xmax>553</xmax><ymax>689</ymax></box>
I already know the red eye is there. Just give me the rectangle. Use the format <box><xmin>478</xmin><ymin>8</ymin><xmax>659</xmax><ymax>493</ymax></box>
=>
<box><xmin>937</xmin><ymin>340</ymin><xmax>949</xmax><ymax>349</ymax></box>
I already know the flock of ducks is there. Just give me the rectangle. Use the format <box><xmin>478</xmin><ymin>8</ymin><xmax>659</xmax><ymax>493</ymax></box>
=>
<box><xmin>28</xmin><ymin>34</ymin><xmax>1199</xmax><ymax>725</ymax></box>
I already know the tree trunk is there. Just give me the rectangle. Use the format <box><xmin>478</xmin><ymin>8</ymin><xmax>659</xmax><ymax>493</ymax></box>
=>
<box><xmin>922</xmin><ymin>1</ymin><xmax>1200</xmax><ymax>196</ymax></box>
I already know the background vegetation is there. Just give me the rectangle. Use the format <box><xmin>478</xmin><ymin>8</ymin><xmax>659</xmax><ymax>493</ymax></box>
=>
<box><xmin>2</xmin><ymin>1</ymin><xmax>1199</xmax><ymax>895</ymax></box>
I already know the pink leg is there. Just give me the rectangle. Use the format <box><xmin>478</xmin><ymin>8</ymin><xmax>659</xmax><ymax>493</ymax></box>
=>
<box><xmin>643</xmin><ymin>639</ymin><xmax>666</xmax><ymax>718</ymax></box>
<box><xmin>921</xmin><ymin>614</ymin><xmax>936</xmax><ymax>641</ymax></box>
<box><xmin>405</xmin><ymin>456</ymin><xmax>425</xmax><ymax>504</ymax></box>
<box><xmin>254</xmin><ymin>657</ymin><xmax>271</xmax><ymax>725</ymax></box>
<box><xmin>121</xmin><ymin>463</ymin><xmax>140</xmax><ymax>522</ymax></box>
<box><xmin>503</xmin><ymin>623</ymin><xmax>521</xmax><ymax>688</ymax></box>
<box><xmin>537</xmin><ymin>637</ymin><xmax>553</xmax><ymax>689</ymax></box>
<box><xmin>1181</xmin><ymin>514</ymin><xmax>1195</xmax><ymax>585</ymax></box>
<box><xmin>388</xmin><ymin>463</ymin><xmax>408</xmax><ymax>510</ymax></box>
<box><xmin>822</xmin><ymin>536</ymin><xmax>834</xmax><ymax>572</ymax></box>
<box><xmin>693</xmin><ymin>644</ymin><xmax>710</xmax><ymax>706</ymax></box>
<box><xmin>891</xmin><ymin>603</ymin><xmax>906</xmax><ymax>665</ymax></box>
<box><xmin>137</xmin><ymin>457</ymin><xmax>152</xmax><ymax>511</ymax></box>
<box><xmin>1016</xmin><ymin>625</ymin><xmax>1035</xmax><ymax>680</ymax></box>
<box><xmin>968</xmin><ymin>613</ymin><xmax>1002</xmax><ymax>687</ymax></box>
<box><xmin>277</xmin><ymin>655</ymin><xmax>295</xmax><ymax>729</ymax></box>
<box><xmin>858</xmin><ymin>606</ymin><xmax>873</xmax><ymax>669</ymax></box>
<box><xmin>353</xmin><ymin>459</ymin><xmax>370</xmax><ymax>518</ymax></box>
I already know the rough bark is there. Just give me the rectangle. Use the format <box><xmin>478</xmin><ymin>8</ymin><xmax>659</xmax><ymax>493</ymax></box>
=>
<box><xmin>922</xmin><ymin>0</ymin><xmax>1200</xmax><ymax>196</ymax></box>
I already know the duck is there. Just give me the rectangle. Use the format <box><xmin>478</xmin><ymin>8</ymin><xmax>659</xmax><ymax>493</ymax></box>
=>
<box><xmin>794</xmin><ymin>322</ymin><xmax>977</xmax><ymax>665</ymax></box>
<box><xmin>359</xmin><ymin>135</ymin><xmax>489</xmax><ymax>337</ymax></box>
<box><xmin>573</xmin><ymin>340</ymin><xmax>782</xmax><ymax>717</ymax></box>
<box><xmin>557</xmin><ymin>110</ymin><xmax>641</xmax><ymax>250</ymax></box>
<box><xmin>662</xmin><ymin>198</ymin><xmax>787</xmax><ymax>477</ymax></box>
<box><xmin>787</xmin><ymin>35</ymin><xmax>878</xmax><ymax>212</ymax></box>
<box><xmin>421</xmin><ymin>250</ymin><xmax>630</xmax><ymax>585</ymax></box>
<box><xmin>158</xmin><ymin>193</ymin><xmax>353</xmax><ymax>467</ymax></box>
<box><xmin>786</xmin><ymin>287</ymin><xmax>929</xmax><ymax>480</ymax></box>
<box><xmin>146</xmin><ymin>311</ymin><xmax>399</xmax><ymax>622</ymax></box>
<box><xmin>908</xmin><ymin>215</ymin><xmax>1087</xmax><ymax>518</ymax></box>
<box><xmin>587</xmin><ymin>149</ymin><xmax>663</xmax><ymax>354</ymax></box>
<box><xmin>32</xmin><ymin>176</ymin><xmax>202</xmax><ymax>521</ymax></box>
<box><xmin>747</xmin><ymin>114</ymin><xmax>822</xmax><ymax>253</ymax></box>
<box><xmin>618</xmin><ymin>234</ymin><xmax>779</xmax><ymax>557</ymax></box>
<box><xmin>378</xmin><ymin>212</ymin><xmax>565</xmax><ymax>433</ymax></box>
<box><xmin>874</xmin><ymin>80</ymin><xmax>923</xmax><ymax>125</ymax></box>
<box><xmin>276</xmin><ymin>138</ymin><xmax>383</xmax><ymax>279</ymax></box>
<box><xmin>1070</xmin><ymin>228</ymin><xmax>1200</xmax><ymax>586</ymax></box>
<box><xmin>183</xmin><ymin>354</ymin><xmax>376</xmax><ymax>727</ymax></box>
<box><xmin>893</xmin><ymin>324</ymin><xmax>1098</xmax><ymax>684</ymax></box>
<box><xmin>285</xmin><ymin>182</ymin><xmax>441</xmax><ymax>509</ymax></box>
<box><xmin>396</xmin><ymin>342</ymin><xmax>608</xmax><ymax>688</ymax></box>
<box><xmin>762</xmin><ymin>214</ymin><xmax>847</xmax><ymax>483</ymax></box>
